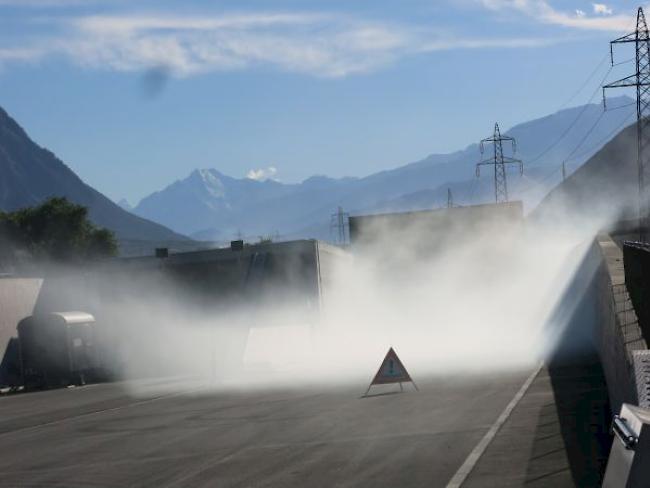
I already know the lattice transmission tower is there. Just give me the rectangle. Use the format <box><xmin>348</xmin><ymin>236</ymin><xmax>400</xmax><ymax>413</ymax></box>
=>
<box><xmin>447</xmin><ymin>188</ymin><xmax>454</xmax><ymax>208</ymax></box>
<box><xmin>330</xmin><ymin>206</ymin><xmax>349</xmax><ymax>245</ymax></box>
<box><xmin>603</xmin><ymin>6</ymin><xmax>650</xmax><ymax>241</ymax></box>
<box><xmin>475</xmin><ymin>123</ymin><xmax>523</xmax><ymax>203</ymax></box>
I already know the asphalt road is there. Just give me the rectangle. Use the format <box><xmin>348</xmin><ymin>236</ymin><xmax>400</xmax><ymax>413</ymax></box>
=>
<box><xmin>0</xmin><ymin>370</ymin><xmax>532</xmax><ymax>488</ymax></box>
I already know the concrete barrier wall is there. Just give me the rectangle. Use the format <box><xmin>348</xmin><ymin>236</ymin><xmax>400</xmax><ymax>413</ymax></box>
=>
<box><xmin>588</xmin><ymin>235</ymin><xmax>647</xmax><ymax>412</ymax></box>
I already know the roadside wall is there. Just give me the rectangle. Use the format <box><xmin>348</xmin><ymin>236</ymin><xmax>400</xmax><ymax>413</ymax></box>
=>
<box><xmin>590</xmin><ymin>235</ymin><xmax>647</xmax><ymax>412</ymax></box>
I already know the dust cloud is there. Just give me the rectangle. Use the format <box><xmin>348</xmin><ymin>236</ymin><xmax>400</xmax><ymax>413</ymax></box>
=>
<box><xmin>34</xmin><ymin>149</ymin><xmax>638</xmax><ymax>394</ymax></box>
<box><xmin>95</xmin><ymin>209</ymin><xmax>623</xmax><ymax>393</ymax></box>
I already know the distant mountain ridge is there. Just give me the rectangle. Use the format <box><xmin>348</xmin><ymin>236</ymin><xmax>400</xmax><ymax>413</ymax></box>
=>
<box><xmin>132</xmin><ymin>95</ymin><xmax>636</xmax><ymax>241</ymax></box>
<box><xmin>0</xmin><ymin>106</ymin><xmax>188</xmax><ymax>244</ymax></box>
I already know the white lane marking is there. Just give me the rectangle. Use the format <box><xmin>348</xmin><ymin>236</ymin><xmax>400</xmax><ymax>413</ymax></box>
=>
<box><xmin>444</xmin><ymin>362</ymin><xmax>544</xmax><ymax>488</ymax></box>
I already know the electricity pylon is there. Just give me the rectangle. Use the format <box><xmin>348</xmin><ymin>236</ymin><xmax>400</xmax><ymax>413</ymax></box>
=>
<box><xmin>475</xmin><ymin>123</ymin><xmax>523</xmax><ymax>203</ymax></box>
<box><xmin>330</xmin><ymin>206</ymin><xmax>349</xmax><ymax>245</ymax></box>
<box><xmin>603</xmin><ymin>6</ymin><xmax>650</xmax><ymax>241</ymax></box>
<box><xmin>447</xmin><ymin>188</ymin><xmax>454</xmax><ymax>208</ymax></box>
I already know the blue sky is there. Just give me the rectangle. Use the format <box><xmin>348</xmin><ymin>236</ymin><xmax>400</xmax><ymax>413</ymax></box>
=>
<box><xmin>0</xmin><ymin>0</ymin><xmax>645</xmax><ymax>203</ymax></box>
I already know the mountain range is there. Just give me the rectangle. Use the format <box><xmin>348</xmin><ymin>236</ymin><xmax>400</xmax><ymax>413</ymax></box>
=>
<box><xmin>0</xmin><ymin>106</ymin><xmax>188</xmax><ymax>250</ymax></box>
<box><xmin>131</xmin><ymin>96</ymin><xmax>636</xmax><ymax>242</ymax></box>
<box><xmin>0</xmin><ymin>94</ymin><xmax>635</xmax><ymax>252</ymax></box>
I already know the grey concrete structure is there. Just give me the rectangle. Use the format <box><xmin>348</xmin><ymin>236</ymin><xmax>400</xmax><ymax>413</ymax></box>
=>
<box><xmin>349</xmin><ymin>201</ymin><xmax>523</xmax><ymax>252</ymax></box>
<box><xmin>27</xmin><ymin>240</ymin><xmax>349</xmax><ymax>381</ymax></box>
<box><xmin>93</xmin><ymin>239</ymin><xmax>347</xmax><ymax>313</ymax></box>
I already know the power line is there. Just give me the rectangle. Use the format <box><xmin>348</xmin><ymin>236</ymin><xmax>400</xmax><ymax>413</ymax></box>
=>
<box><xmin>527</xmin><ymin>63</ymin><xmax>613</xmax><ymax>165</ymax></box>
<box><xmin>501</xmin><ymin>14</ymin><xmax>640</xmax><ymax>201</ymax></box>
<box><xmin>515</xmin><ymin>9</ymin><xmax>650</xmax><ymax>204</ymax></box>
<box><xmin>557</xmin><ymin>52</ymin><xmax>609</xmax><ymax>111</ymax></box>
<box><xmin>563</xmin><ymin>110</ymin><xmax>606</xmax><ymax>162</ymax></box>
<box><xmin>514</xmin><ymin>109</ymin><xmax>635</xmax><ymax>198</ymax></box>
<box><xmin>612</xmin><ymin>57</ymin><xmax>635</xmax><ymax>67</ymax></box>
<box><xmin>564</xmin><ymin>110</ymin><xmax>634</xmax><ymax>163</ymax></box>
<box><xmin>488</xmin><ymin>14</ymin><xmax>638</xmax><ymax>178</ymax></box>
<box><xmin>604</xmin><ymin>101</ymin><xmax>637</xmax><ymax>112</ymax></box>
<box><xmin>519</xmin><ymin>109</ymin><xmax>605</xmax><ymax>191</ymax></box>
<box><xmin>512</xmin><ymin>165</ymin><xmax>563</xmax><ymax>198</ymax></box>
<box><xmin>525</xmin><ymin>19</ymin><xmax>637</xmax><ymax>167</ymax></box>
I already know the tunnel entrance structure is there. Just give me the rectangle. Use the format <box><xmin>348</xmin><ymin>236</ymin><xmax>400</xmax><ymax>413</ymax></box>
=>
<box><xmin>30</xmin><ymin>239</ymin><xmax>349</xmax><ymax>381</ymax></box>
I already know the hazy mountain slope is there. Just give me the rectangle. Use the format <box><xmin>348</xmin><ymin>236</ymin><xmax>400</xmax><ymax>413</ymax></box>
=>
<box><xmin>135</xmin><ymin>96</ymin><xmax>635</xmax><ymax>241</ymax></box>
<box><xmin>343</xmin><ymin>96</ymin><xmax>634</xmax><ymax>212</ymax></box>
<box><xmin>530</xmin><ymin>121</ymin><xmax>638</xmax><ymax>229</ymax></box>
<box><xmin>0</xmin><ymin>106</ymin><xmax>187</xmax><ymax>242</ymax></box>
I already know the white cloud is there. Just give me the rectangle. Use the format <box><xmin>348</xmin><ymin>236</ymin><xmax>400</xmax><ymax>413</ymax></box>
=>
<box><xmin>0</xmin><ymin>47</ymin><xmax>45</xmax><ymax>62</ymax></box>
<box><xmin>0</xmin><ymin>8</ymin><xmax>583</xmax><ymax>78</ymax></box>
<box><xmin>0</xmin><ymin>0</ymin><xmax>91</xmax><ymax>5</ymax></box>
<box><xmin>480</xmin><ymin>0</ymin><xmax>632</xmax><ymax>31</ymax></box>
<box><xmin>593</xmin><ymin>3</ymin><xmax>613</xmax><ymax>16</ymax></box>
<box><xmin>419</xmin><ymin>35</ymin><xmax>561</xmax><ymax>51</ymax></box>
<box><xmin>246</xmin><ymin>166</ymin><xmax>278</xmax><ymax>181</ymax></box>
<box><xmin>41</xmin><ymin>13</ymin><xmax>410</xmax><ymax>78</ymax></box>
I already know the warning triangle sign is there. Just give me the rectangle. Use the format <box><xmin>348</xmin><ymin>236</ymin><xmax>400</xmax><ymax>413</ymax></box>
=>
<box><xmin>364</xmin><ymin>347</ymin><xmax>418</xmax><ymax>396</ymax></box>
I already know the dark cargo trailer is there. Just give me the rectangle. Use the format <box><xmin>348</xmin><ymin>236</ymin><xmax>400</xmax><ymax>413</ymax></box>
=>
<box><xmin>17</xmin><ymin>312</ymin><xmax>97</xmax><ymax>389</ymax></box>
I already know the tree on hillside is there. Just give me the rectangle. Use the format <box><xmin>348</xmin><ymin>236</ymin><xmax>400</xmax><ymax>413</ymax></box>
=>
<box><xmin>0</xmin><ymin>197</ymin><xmax>118</xmax><ymax>263</ymax></box>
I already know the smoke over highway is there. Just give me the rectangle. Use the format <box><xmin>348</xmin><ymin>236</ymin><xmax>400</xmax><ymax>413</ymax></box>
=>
<box><xmin>37</xmin><ymin>125</ymin><xmax>636</xmax><ymax>395</ymax></box>
<box><xmin>87</xmin><ymin>203</ymin><xmax>620</xmax><ymax>395</ymax></box>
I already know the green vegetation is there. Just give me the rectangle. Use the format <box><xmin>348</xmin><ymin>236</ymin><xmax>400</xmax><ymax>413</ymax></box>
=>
<box><xmin>0</xmin><ymin>197</ymin><xmax>118</xmax><ymax>262</ymax></box>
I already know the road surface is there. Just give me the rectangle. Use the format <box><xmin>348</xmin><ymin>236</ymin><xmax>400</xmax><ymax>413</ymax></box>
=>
<box><xmin>0</xmin><ymin>370</ymin><xmax>533</xmax><ymax>487</ymax></box>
